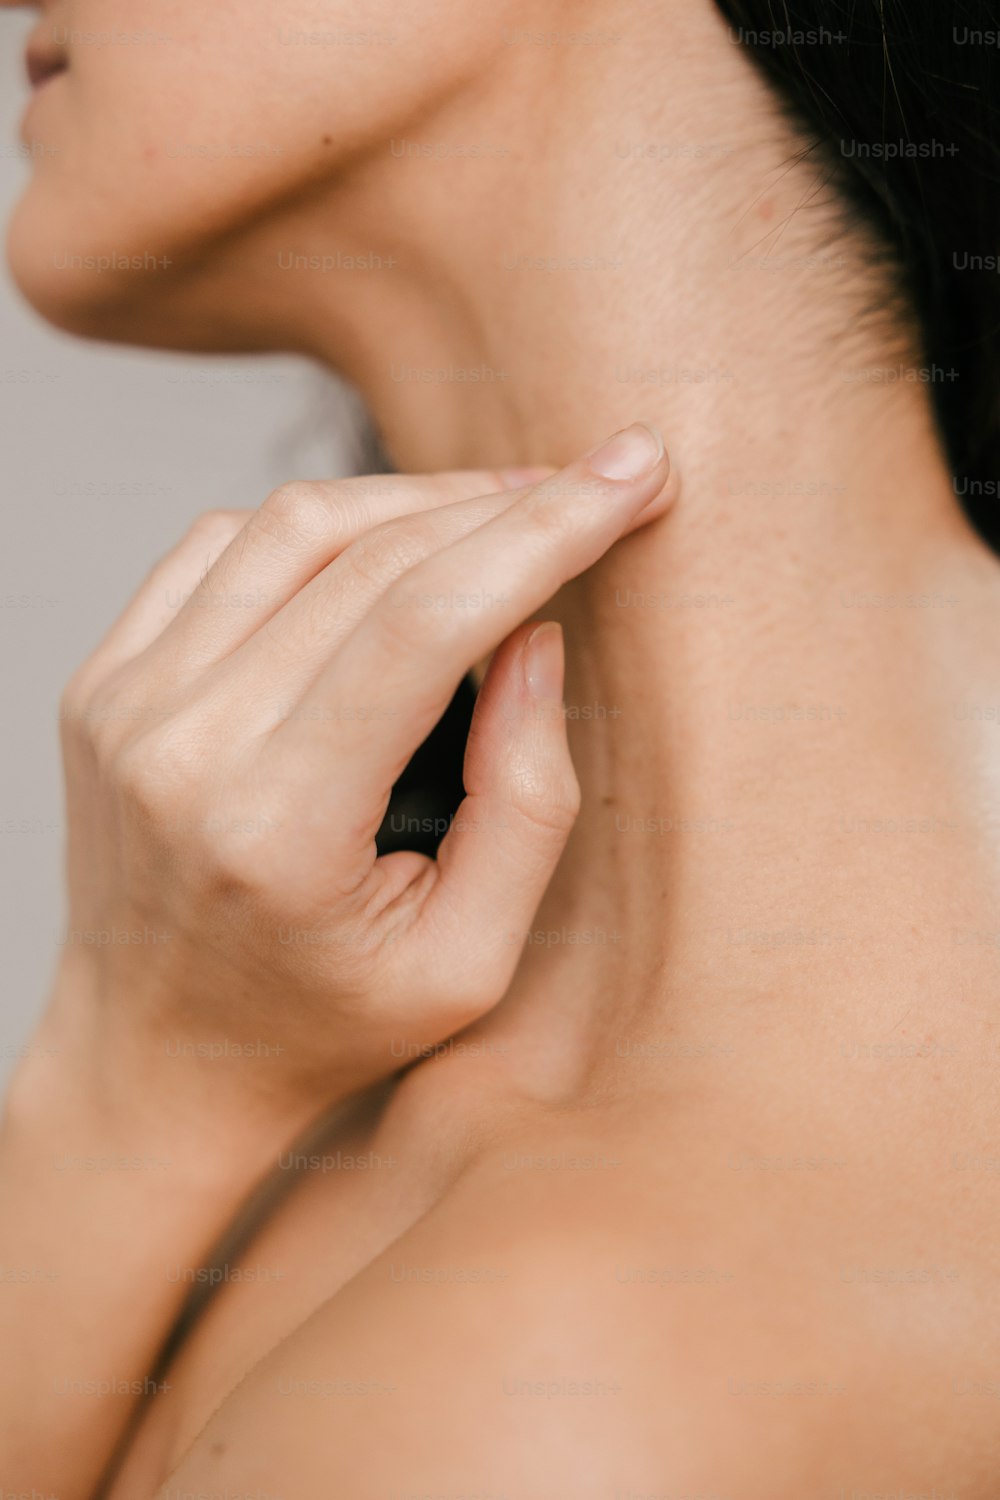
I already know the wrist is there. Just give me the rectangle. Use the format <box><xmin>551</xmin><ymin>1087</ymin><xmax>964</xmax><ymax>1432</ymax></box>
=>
<box><xmin>0</xmin><ymin>960</ymin><xmax>312</xmax><ymax>1500</ymax></box>
<box><xmin>9</xmin><ymin>957</ymin><xmax>310</xmax><ymax>1205</ymax></box>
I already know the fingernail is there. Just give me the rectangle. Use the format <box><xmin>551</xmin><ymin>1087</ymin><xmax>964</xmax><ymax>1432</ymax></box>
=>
<box><xmin>586</xmin><ymin>422</ymin><xmax>664</xmax><ymax>481</ymax></box>
<box><xmin>498</xmin><ymin>466</ymin><xmax>556</xmax><ymax>490</ymax></box>
<box><xmin>523</xmin><ymin>622</ymin><xmax>564</xmax><ymax>701</ymax></box>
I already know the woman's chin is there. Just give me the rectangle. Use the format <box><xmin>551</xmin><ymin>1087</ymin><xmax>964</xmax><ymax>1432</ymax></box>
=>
<box><xmin>9</xmin><ymin>206</ymin><xmax>115</xmax><ymax>340</ymax></box>
<box><xmin>5</xmin><ymin>196</ymin><xmax>184</xmax><ymax>345</ymax></box>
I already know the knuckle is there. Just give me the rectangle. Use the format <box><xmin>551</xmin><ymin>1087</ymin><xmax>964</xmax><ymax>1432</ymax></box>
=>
<box><xmin>83</xmin><ymin>662</ymin><xmax>159</xmax><ymax>754</ymax></box>
<box><xmin>377</xmin><ymin>580</ymin><xmax>465</xmax><ymax>658</ymax></box>
<box><xmin>60</xmin><ymin>664</ymin><xmax>135</xmax><ymax>758</ymax></box>
<box><xmin>110</xmin><ymin>721</ymin><xmax>199</xmax><ymax>821</ymax></box>
<box><xmin>257</xmin><ymin>481</ymin><xmax>343</xmax><ymax>549</ymax></box>
<box><xmin>433</xmin><ymin>963</ymin><xmax>505</xmax><ymax>1021</ymax></box>
<box><xmin>342</xmin><ymin>518</ymin><xmax>435</xmax><ymax>592</ymax></box>
<box><xmin>458</xmin><ymin>966</ymin><xmax>505</xmax><ymax>1012</ymax></box>
<box><xmin>201</xmin><ymin>809</ymin><xmax>278</xmax><ymax>895</ymax></box>
<box><xmin>508</xmin><ymin>762</ymin><xmax>581</xmax><ymax>837</ymax></box>
<box><xmin>110</xmin><ymin>736</ymin><xmax>167</xmax><ymax>817</ymax></box>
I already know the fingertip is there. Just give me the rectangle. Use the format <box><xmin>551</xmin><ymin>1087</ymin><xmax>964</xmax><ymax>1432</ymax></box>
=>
<box><xmin>522</xmin><ymin>621</ymin><xmax>565</xmax><ymax>702</ymax></box>
<box><xmin>628</xmin><ymin>463</ymin><xmax>681</xmax><ymax>531</ymax></box>
<box><xmin>585</xmin><ymin>421</ymin><xmax>666</xmax><ymax>483</ymax></box>
<box><xmin>545</xmin><ymin>420</ymin><xmax>677</xmax><ymax>529</ymax></box>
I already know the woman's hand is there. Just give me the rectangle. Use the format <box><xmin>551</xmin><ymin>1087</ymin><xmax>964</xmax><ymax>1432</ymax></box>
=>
<box><xmin>49</xmin><ymin>423</ymin><xmax>674</xmax><ymax>1142</ymax></box>
<box><xmin>0</xmin><ymin>425</ymin><xmax>673</xmax><ymax>1498</ymax></box>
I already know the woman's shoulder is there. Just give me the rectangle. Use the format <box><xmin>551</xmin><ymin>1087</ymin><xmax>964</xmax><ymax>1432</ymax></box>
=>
<box><xmin>153</xmin><ymin>1144</ymin><xmax>724</xmax><ymax>1494</ymax></box>
<box><xmin>154</xmin><ymin>1122</ymin><xmax>981</xmax><ymax>1499</ymax></box>
<box><xmin>124</xmin><ymin>1073</ymin><xmax>1000</xmax><ymax>1496</ymax></box>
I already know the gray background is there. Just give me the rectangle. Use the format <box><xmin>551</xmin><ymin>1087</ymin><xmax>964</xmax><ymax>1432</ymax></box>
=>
<box><xmin>0</xmin><ymin>10</ymin><xmax>358</xmax><ymax>1078</ymax></box>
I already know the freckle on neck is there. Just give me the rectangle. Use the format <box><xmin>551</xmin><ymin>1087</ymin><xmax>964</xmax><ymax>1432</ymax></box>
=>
<box><xmin>322</xmin><ymin>135</ymin><xmax>332</xmax><ymax>146</ymax></box>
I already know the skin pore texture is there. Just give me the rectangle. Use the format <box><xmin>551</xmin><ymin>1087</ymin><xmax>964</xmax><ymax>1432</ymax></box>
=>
<box><xmin>5</xmin><ymin>0</ymin><xmax>1000</xmax><ymax>1494</ymax></box>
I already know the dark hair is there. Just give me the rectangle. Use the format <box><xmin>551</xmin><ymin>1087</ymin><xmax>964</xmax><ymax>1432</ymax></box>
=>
<box><xmin>713</xmin><ymin>1</ymin><xmax>1000</xmax><ymax>548</ymax></box>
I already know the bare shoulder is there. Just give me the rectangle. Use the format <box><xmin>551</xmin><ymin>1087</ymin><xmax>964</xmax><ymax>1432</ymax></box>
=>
<box><xmin>157</xmin><ymin>1118</ymin><xmax>992</xmax><ymax>1497</ymax></box>
<box><xmin>158</xmin><ymin>1167</ymin><xmax>711</xmax><ymax>1496</ymax></box>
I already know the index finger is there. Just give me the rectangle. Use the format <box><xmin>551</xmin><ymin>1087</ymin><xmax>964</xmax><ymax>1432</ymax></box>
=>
<box><xmin>274</xmin><ymin>423</ymin><xmax>675</xmax><ymax>851</ymax></box>
<box><xmin>148</xmin><ymin>468</ymin><xmax>553</xmax><ymax>674</ymax></box>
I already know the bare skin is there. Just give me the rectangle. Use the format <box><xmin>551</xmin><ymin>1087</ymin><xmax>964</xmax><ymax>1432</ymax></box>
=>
<box><xmin>2</xmin><ymin>0</ymin><xmax>1000</xmax><ymax>1493</ymax></box>
<box><xmin>109</xmin><ymin>433</ymin><xmax>1000</xmax><ymax>1495</ymax></box>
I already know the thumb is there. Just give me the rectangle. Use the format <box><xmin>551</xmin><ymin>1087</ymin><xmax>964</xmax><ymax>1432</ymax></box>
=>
<box><xmin>407</xmin><ymin>619</ymin><xmax>580</xmax><ymax>1017</ymax></box>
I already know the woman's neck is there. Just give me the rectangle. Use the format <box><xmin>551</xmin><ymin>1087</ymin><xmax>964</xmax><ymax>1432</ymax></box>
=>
<box><xmin>263</xmin><ymin>0</ymin><xmax>1000</xmax><ymax>1090</ymax></box>
<box><xmin>457</xmin><ymin>381</ymin><xmax>1000</xmax><ymax>1096</ymax></box>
